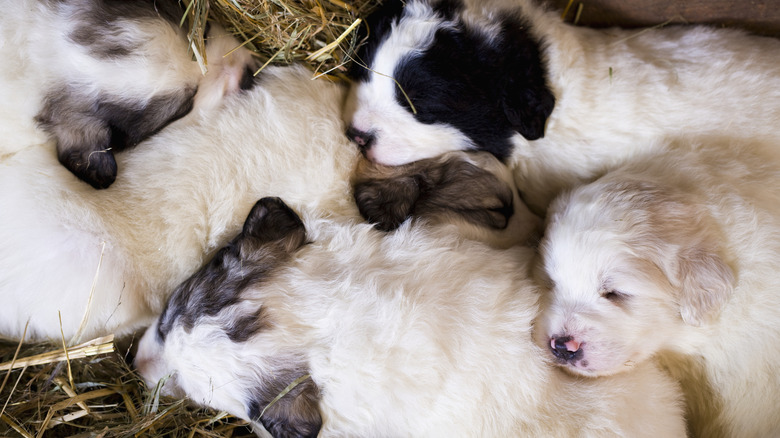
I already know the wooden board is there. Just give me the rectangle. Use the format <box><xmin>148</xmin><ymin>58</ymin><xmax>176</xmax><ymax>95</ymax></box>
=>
<box><xmin>544</xmin><ymin>0</ymin><xmax>780</xmax><ymax>37</ymax></box>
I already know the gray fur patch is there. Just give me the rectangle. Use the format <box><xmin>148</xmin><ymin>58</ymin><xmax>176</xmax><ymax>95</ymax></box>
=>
<box><xmin>353</xmin><ymin>154</ymin><xmax>515</xmax><ymax>231</ymax></box>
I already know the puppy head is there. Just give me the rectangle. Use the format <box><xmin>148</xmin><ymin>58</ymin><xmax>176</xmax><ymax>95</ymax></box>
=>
<box><xmin>352</xmin><ymin>151</ymin><xmax>542</xmax><ymax>248</ymax></box>
<box><xmin>134</xmin><ymin>197</ymin><xmax>321</xmax><ymax>437</ymax></box>
<box><xmin>536</xmin><ymin>179</ymin><xmax>735</xmax><ymax>376</ymax></box>
<box><xmin>344</xmin><ymin>0</ymin><xmax>554</xmax><ymax>166</ymax></box>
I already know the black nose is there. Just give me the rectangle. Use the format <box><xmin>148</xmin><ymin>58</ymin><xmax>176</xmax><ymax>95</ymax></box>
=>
<box><xmin>550</xmin><ymin>336</ymin><xmax>582</xmax><ymax>362</ymax></box>
<box><xmin>346</xmin><ymin>125</ymin><xmax>375</xmax><ymax>151</ymax></box>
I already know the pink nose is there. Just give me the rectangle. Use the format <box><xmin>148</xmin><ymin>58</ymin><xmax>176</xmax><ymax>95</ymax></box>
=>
<box><xmin>550</xmin><ymin>335</ymin><xmax>583</xmax><ymax>362</ymax></box>
<box><xmin>550</xmin><ymin>337</ymin><xmax>580</xmax><ymax>352</ymax></box>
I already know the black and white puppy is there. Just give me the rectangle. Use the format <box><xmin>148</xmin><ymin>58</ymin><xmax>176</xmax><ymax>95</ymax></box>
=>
<box><xmin>2</xmin><ymin>0</ymin><xmax>254</xmax><ymax>188</ymax></box>
<box><xmin>135</xmin><ymin>197</ymin><xmax>686</xmax><ymax>437</ymax></box>
<box><xmin>345</xmin><ymin>0</ymin><xmax>780</xmax><ymax>210</ymax></box>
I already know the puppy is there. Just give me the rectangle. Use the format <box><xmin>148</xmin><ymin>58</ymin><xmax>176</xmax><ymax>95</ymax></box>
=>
<box><xmin>0</xmin><ymin>66</ymin><xmax>359</xmax><ymax>342</ymax></box>
<box><xmin>0</xmin><ymin>0</ymin><xmax>254</xmax><ymax>188</ymax></box>
<box><xmin>536</xmin><ymin>140</ymin><xmax>780</xmax><ymax>437</ymax></box>
<box><xmin>135</xmin><ymin>196</ymin><xmax>686</xmax><ymax>437</ymax></box>
<box><xmin>344</xmin><ymin>0</ymin><xmax>780</xmax><ymax>211</ymax></box>
<box><xmin>352</xmin><ymin>150</ymin><xmax>542</xmax><ymax>248</ymax></box>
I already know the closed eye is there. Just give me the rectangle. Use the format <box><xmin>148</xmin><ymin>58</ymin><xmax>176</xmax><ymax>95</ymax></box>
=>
<box><xmin>601</xmin><ymin>289</ymin><xmax>628</xmax><ymax>303</ymax></box>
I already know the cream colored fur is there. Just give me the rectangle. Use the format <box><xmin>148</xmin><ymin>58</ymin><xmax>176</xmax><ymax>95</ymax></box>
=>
<box><xmin>0</xmin><ymin>66</ymin><xmax>360</xmax><ymax>341</ymax></box>
<box><xmin>537</xmin><ymin>140</ymin><xmax>780</xmax><ymax>437</ymax></box>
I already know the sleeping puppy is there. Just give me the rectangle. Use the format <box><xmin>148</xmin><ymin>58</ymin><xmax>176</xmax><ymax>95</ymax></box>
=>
<box><xmin>0</xmin><ymin>0</ymin><xmax>254</xmax><ymax>188</ymax></box>
<box><xmin>536</xmin><ymin>140</ymin><xmax>780</xmax><ymax>437</ymax></box>
<box><xmin>0</xmin><ymin>66</ymin><xmax>358</xmax><ymax>342</ymax></box>
<box><xmin>344</xmin><ymin>0</ymin><xmax>780</xmax><ymax>211</ymax></box>
<box><xmin>352</xmin><ymin>151</ymin><xmax>542</xmax><ymax>248</ymax></box>
<box><xmin>135</xmin><ymin>196</ymin><xmax>686</xmax><ymax>438</ymax></box>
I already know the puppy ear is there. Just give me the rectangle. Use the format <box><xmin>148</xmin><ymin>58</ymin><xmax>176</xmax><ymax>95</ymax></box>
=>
<box><xmin>415</xmin><ymin>157</ymin><xmax>515</xmax><ymax>230</ymax></box>
<box><xmin>499</xmin><ymin>18</ymin><xmax>555</xmax><ymax>140</ymax></box>
<box><xmin>242</xmin><ymin>197</ymin><xmax>307</xmax><ymax>252</ymax></box>
<box><xmin>353</xmin><ymin>175</ymin><xmax>421</xmax><ymax>231</ymax></box>
<box><xmin>677</xmin><ymin>247</ymin><xmax>735</xmax><ymax>326</ymax></box>
<box><xmin>249</xmin><ymin>372</ymin><xmax>322</xmax><ymax>438</ymax></box>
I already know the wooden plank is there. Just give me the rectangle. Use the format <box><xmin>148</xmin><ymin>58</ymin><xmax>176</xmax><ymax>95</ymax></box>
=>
<box><xmin>544</xmin><ymin>0</ymin><xmax>780</xmax><ymax>37</ymax></box>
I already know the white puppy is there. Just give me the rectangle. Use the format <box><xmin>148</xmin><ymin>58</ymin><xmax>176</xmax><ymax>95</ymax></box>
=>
<box><xmin>0</xmin><ymin>0</ymin><xmax>254</xmax><ymax>188</ymax></box>
<box><xmin>135</xmin><ymin>196</ymin><xmax>685</xmax><ymax>437</ymax></box>
<box><xmin>0</xmin><ymin>66</ymin><xmax>359</xmax><ymax>342</ymax></box>
<box><xmin>344</xmin><ymin>0</ymin><xmax>780</xmax><ymax>211</ymax></box>
<box><xmin>537</xmin><ymin>140</ymin><xmax>780</xmax><ymax>437</ymax></box>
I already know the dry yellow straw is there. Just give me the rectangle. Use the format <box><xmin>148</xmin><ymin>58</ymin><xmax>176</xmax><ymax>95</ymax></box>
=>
<box><xmin>0</xmin><ymin>335</ymin><xmax>115</xmax><ymax>372</ymax></box>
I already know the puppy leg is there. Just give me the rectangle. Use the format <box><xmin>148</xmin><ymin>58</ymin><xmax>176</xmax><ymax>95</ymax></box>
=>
<box><xmin>37</xmin><ymin>91</ymin><xmax>117</xmax><ymax>189</ymax></box>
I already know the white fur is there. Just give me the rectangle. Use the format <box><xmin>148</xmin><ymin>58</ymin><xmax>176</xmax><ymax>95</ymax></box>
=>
<box><xmin>345</xmin><ymin>0</ymin><xmax>780</xmax><ymax>211</ymax></box>
<box><xmin>0</xmin><ymin>66</ymin><xmax>360</xmax><ymax>341</ymax></box>
<box><xmin>537</xmin><ymin>140</ymin><xmax>780</xmax><ymax>437</ymax></box>
<box><xmin>136</xmin><ymin>216</ymin><xmax>686</xmax><ymax>437</ymax></box>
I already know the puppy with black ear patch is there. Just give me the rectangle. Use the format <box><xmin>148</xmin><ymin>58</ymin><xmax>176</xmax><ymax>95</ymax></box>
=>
<box><xmin>536</xmin><ymin>140</ymin><xmax>780</xmax><ymax>437</ymax></box>
<box><xmin>1</xmin><ymin>0</ymin><xmax>255</xmax><ymax>188</ymax></box>
<box><xmin>353</xmin><ymin>151</ymin><xmax>541</xmax><ymax>248</ymax></box>
<box><xmin>345</xmin><ymin>0</ymin><xmax>780</xmax><ymax>211</ymax></box>
<box><xmin>135</xmin><ymin>197</ymin><xmax>321</xmax><ymax>438</ymax></box>
<box><xmin>136</xmin><ymin>196</ymin><xmax>686</xmax><ymax>437</ymax></box>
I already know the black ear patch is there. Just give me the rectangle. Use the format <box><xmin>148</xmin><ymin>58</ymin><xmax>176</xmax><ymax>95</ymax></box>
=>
<box><xmin>248</xmin><ymin>367</ymin><xmax>322</xmax><ymax>438</ymax></box>
<box><xmin>354</xmin><ymin>174</ymin><xmax>422</xmax><ymax>231</ymax></box>
<box><xmin>498</xmin><ymin>16</ymin><xmax>556</xmax><ymax>140</ymax></box>
<box><xmin>353</xmin><ymin>154</ymin><xmax>515</xmax><ymax>231</ymax></box>
<box><xmin>349</xmin><ymin>0</ymin><xmax>406</xmax><ymax>81</ymax></box>
<box><xmin>156</xmin><ymin>197</ymin><xmax>306</xmax><ymax>341</ymax></box>
<box><xmin>392</xmin><ymin>10</ymin><xmax>555</xmax><ymax>158</ymax></box>
<box><xmin>242</xmin><ymin>197</ymin><xmax>307</xmax><ymax>252</ymax></box>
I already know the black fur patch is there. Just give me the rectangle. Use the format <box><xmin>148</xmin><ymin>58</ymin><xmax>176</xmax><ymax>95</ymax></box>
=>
<box><xmin>36</xmin><ymin>87</ymin><xmax>196</xmax><ymax>189</ymax></box>
<box><xmin>157</xmin><ymin>198</ymin><xmax>306</xmax><ymax>341</ymax></box>
<box><xmin>246</xmin><ymin>364</ymin><xmax>322</xmax><ymax>438</ymax></box>
<box><xmin>394</xmin><ymin>11</ymin><xmax>555</xmax><ymax>157</ymax></box>
<box><xmin>348</xmin><ymin>0</ymin><xmax>406</xmax><ymax>81</ymax></box>
<box><xmin>353</xmin><ymin>154</ymin><xmax>515</xmax><ymax>231</ymax></box>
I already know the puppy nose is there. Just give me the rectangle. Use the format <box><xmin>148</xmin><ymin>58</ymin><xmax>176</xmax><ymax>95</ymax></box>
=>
<box><xmin>550</xmin><ymin>336</ymin><xmax>582</xmax><ymax>361</ymax></box>
<box><xmin>346</xmin><ymin>125</ymin><xmax>375</xmax><ymax>151</ymax></box>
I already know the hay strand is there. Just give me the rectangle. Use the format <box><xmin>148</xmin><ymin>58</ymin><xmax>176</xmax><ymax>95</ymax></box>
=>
<box><xmin>0</xmin><ymin>335</ymin><xmax>115</xmax><ymax>372</ymax></box>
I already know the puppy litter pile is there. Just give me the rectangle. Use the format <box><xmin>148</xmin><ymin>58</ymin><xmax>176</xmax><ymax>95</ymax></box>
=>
<box><xmin>0</xmin><ymin>2</ymin><xmax>381</xmax><ymax>435</ymax></box>
<box><xmin>186</xmin><ymin>0</ymin><xmax>379</xmax><ymax>77</ymax></box>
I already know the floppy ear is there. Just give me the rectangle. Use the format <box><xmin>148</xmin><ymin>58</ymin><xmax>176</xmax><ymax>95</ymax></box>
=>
<box><xmin>499</xmin><ymin>17</ymin><xmax>555</xmax><ymax>140</ymax></box>
<box><xmin>241</xmin><ymin>197</ymin><xmax>307</xmax><ymax>253</ymax></box>
<box><xmin>677</xmin><ymin>247</ymin><xmax>736</xmax><ymax>326</ymax></box>
<box><xmin>414</xmin><ymin>157</ymin><xmax>515</xmax><ymax>230</ymax></box>
<box><xmin>249</xmin><ymin>371</ymin><xmax>321</xmax><ymax>438</ymax></box>
<box><xmin>353</xmin><ymin>175</ymin><xmax>421</xmax><ymax>231</ymax></box>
